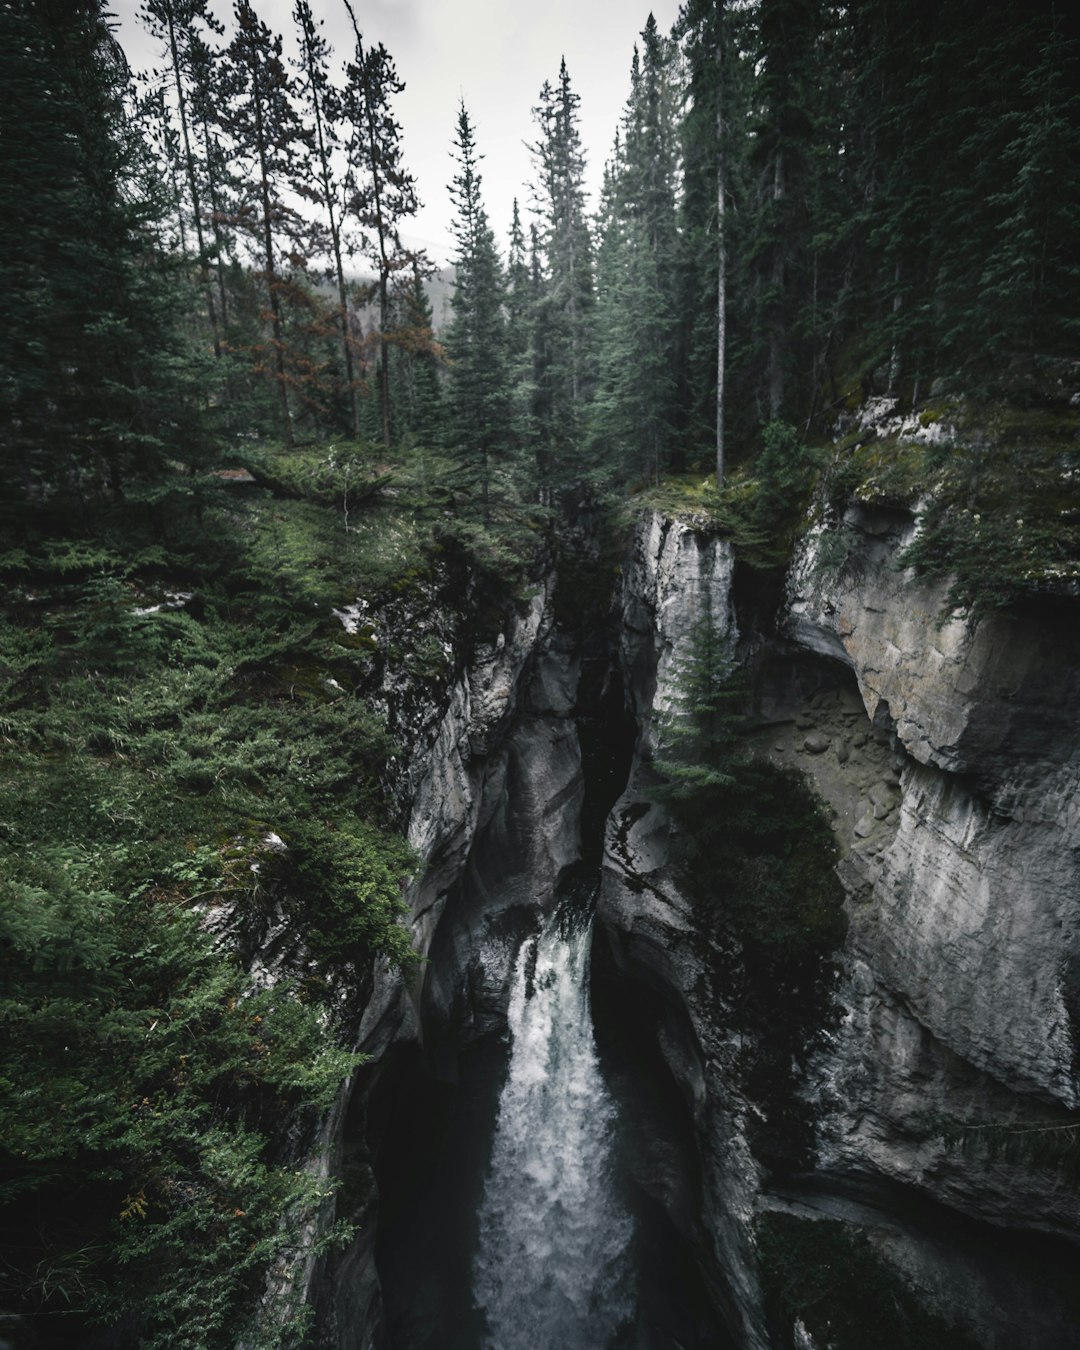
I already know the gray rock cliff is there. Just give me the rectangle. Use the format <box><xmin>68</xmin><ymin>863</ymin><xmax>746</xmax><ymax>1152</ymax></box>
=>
<box><xmin>595</xmin><ymin>502</ymin><xmax>1080</xmax><ymax>1348</ymax></box>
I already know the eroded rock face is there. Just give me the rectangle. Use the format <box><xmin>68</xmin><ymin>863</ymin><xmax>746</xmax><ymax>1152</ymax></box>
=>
<box><xmin>598</xmin><ymin>513</ymin><xmax>770</xmax><ymax>1349</ymax></box>
<box><xmin>599</xmin><ymin>504</ymin><xmax>1080</xmax><ymax>1348</ymax></box>
<box><xmin>779</xmin><ymin>506</ymin><xmax>1080</xmax><ymax>1339</ymax></box>
<box><xmin>787</xmin><ymin>504</ymin><xmax>1080</xmax><ymax>1112</ymax></box>
<box><xmin>788</xmin><ymin>504</ymin><xmax>1080</xmax><ymax>794</ymax></box>
<box><xmin>312</xmin><ymin>497</ymin><xmax>1080</xmax><ymax>1347</ymax></box>
<box><xmin>311</xmin><ymin>578</ymin><xmax>589</xmax><ymax>1349</ymax></box>
<box><xmin>618</xmin><ymin>509</ymin><xmax>737</xmax><ymax>733</ymax></box>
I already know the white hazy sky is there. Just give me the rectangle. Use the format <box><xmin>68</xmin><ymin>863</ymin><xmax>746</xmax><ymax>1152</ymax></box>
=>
<box><xmin>111</xmin><ymin>0</ymin><xmax>684</xmax><ymax>266</ymax></box>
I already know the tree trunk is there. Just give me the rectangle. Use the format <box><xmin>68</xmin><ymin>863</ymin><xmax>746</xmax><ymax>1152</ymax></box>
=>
<box><xmin>342</xmin><ymin>7</ymin><xmax>393</xmax><ymax>448</ymax></box>
<box><xmin>165</xmin><ymin>4</ymin><xmax>219</xmax><ymax>357</ymax></box>
<box><xmin>298</xmin><ymin>15</ymin><xmax>359</xmax><ymax>440</ymax></box>
<box><xmin>715</xmin><ymin>0</ymin><xmax>726</xmax><ymax>488</ymax></box>
<box><xmin>768</xmin><ymin>150</ymin><xmax>784</xmax><ymax>420</ymax></box>
<box><xmin>249</xmin><ymin>47</ymin><xmax>293</xmax><ymax>447</ymax></box>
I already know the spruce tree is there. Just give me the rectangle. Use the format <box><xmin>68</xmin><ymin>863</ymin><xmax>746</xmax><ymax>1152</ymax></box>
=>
<box><xmin>747</xmin><ymin>0</ymin><xmax>821</xmax><ymax>422</ymax></box>
<box><xmin>590</xmin><ymin>21</ymin><xmax>681</xmax><ymax>483</ymax></box>
<box><xmin>0</xmin><ymin>0</ymin><xmax>206</xmax><ymax>510</ymax></box>
<box><xmin>445</xmin><ymin>103</ymin><xmax>510</xmax><ymax>520</ymax></box>
<box><xmin>505</xmin><ymin>198</ymin><xmax>540</xmax><ymax>468</ymax></box>
<box><xmin>140</xmin><ymin>0</ymin><xmax>222</xmax><ymax>356</ymax></box>
<box><xmin>341</xmin><ymin>0</ymin><xmax>424</xmax><ymax>447</ymax></box>
<box><xmin>676</xmin><ymin>0</ymin><xmax>736</xmax><ymax>482</ymax></box>
<box><xmin>388</xmin><ymin>261</ymin><xmax>444</xmax><ymax>449</ymax></box>
<box><xmin>529</xmin><ymin>61</ymin><xmax>595</xmax><ymax>485</ymax></box>
<box><xmin>215</xmin><ymin>0</ymin><xmax>308</xmax><ymax>444</ymax></box>
<box><xmin>293</xmin><ymin>0</ymin><xmax>360</xmax><ymax>437</ymax></box>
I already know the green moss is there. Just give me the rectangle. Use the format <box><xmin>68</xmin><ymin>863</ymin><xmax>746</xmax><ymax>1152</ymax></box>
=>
<box><xmin>846</xmin><ymin>438</ymin><xmax>930</xmax><ymax>504</ymax></box>
<box><xmin>823</xmin><ymin>396</ymin><xmax>1080</xmax><ymax>615</ymax></box>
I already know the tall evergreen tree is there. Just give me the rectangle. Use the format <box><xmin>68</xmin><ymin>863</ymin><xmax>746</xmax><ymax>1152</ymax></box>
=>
<box><xmin>0</xmin><ymin>0</ymin><xmax>205</xmax><ymax>509</ymax></box>
<box><xmin>215</xmin><ymin>0</ymin><xmax>308</xmax><ymax>444</ymax></box>
<box><xmin>505</xmin><ymin>198</ymin><xmax>540</xmax><ymax>464</ymax></box>
<box><xmin>445</xmin><ymin>103</ymin><xmax>510</xmax><ymax>519</ymax></box>
<box><xmin>388</xmin><ymin>261</ymin><xmax>444</xmax><ymax>449</ymax></box>
<box><xmin>185</xmin><ymin>20</ymin><xmax>235</xmax><ymax>339</ymax></box>
<box><xmin>140</xmin><ymin>0</ymin><xmax>222</xmax><ymax>356</ymax></box>
<box><xmin>748</xmin><ymin>0</ymin><xmax>821</xmax><ymax>422</ymax></box>
<box><xmin>590</xmin><ymin>19</ymin><xmax>682</xmax><ymax>483</ymax></box>
<box><xmin>529</xmin><ymin>60</ymin><xmax>595</xmax><ymax>483</ymax></box>
<box><xmin>341</xmin><ymin>0</ymin><xmax>424</xmax><ymax>447</ymax></box>
<box><xmin>293</xmin><ymin>0</ymin><xmax>360</xmax><ymax>437</ymax></box>
<box><xmin>676</xmin><ymin>0</ymin><xmax>737</xmax><ymax>483</ymax></box>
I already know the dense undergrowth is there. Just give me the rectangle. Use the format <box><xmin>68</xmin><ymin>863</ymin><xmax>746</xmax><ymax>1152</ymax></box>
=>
<box><xmin>0</xmin><ymin>442</ymin><xmax>547</xmax><ymax>1347</ymax></box>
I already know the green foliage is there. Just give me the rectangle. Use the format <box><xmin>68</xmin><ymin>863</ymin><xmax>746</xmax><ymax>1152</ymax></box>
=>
<box><xmin>814</xmin><ymin>394</ymin><xmax>1080</xmax><ymax>616</ymax></box>
<box><xmin>752</xmin><ymin>420</ymin><xmax>818</xmax><ymax>535</ymax></box>
<box><xmin>283</xmin><ymin>818</ymin><xmax>417</xmax><ymax>970</ymax></box>
<box><xmin>0</xmin><ymin>846</ymin><xmax>357</xmax><ymax>1348</ymax></box>
<box><xmin>626</xmin><ymin>422</ymin><xmax>823</xmax><ymax>571</ymax></box>
<box><xmin>445</xmin><ymin>103</ymin><xmax>513</xmax><ymax>519</ymax></box>
<box><xmin>529</xmin><ymin>62</ymin><xmax>597</xmax><ymax>484</ymax></box>
<box><xmin>898</xmin><ymin>438</ymin><xmax>1080</xmax><ymax>617</ymax></box>
<box><xmin>0</xmin><ymin>459</ymin><xmax>498</xmax><ymax>1341</ymax></box>
<box><xmin>239</xmin><ymin>442</ymin><xmax>395</xmax><ymax>510</ymax></box>
<box><xmin>0</xmin><ymin>0</ymin><xmax>214</xmax><ymax>513</ymax></box>
<box><xmin>757</xmin><ymin>1213</ymin><xmax>980</xmax><ymax>1350</ymax></box>
<box><xmin>647</xmin><ymin>607</ymin><xmax>847</xmax><ymax>1173</ymax></box>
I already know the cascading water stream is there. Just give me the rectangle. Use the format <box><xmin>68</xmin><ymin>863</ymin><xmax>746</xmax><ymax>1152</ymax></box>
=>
<box><xmin>472</xmin><ymin>883</ymin><xmax>635</xmax><ymax>1348</ymax></box>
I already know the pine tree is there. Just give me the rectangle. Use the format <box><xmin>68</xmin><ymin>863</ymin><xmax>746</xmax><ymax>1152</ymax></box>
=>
<box><xmin>185</xmin><ymin>20</ymin><xmax>235</xmax><ymax>339</ymax></box>
<box><xmin>0</xmin><ymin>0</ymin><xmax>206</xmax><ymax>510</ymax></box>
<box><xmin>215</xmin><ymin>0</ymin><xmax>308</xmax><ymax>444</ymax></box>
<box><xmin>445</xmin><ymin>103</ymin><xmax>510</xmax><ymax>520</ymax></box>
<box><xmin>293</xmin><ymin>0</ymin><xmax>360</xmax><ymax>437</ymax></box>
<box><xmin>505</xmin><ymin>198</ymin><xmax>539</xmax><ymax>464</ymax></box>
<box><xmin>650</xmin><ymin>598</ymin><xmax>743</xmax><ymax>854</ymax></box>
<box><xmin>140</xmin><ymin>0</ymin><xmax>222</xmax><ymax>356</ymax></box>
<box><xmin>676</xmin><ymin>0</ymin><xmax>735</xmax><ymax>484</ymax></box>
<box><xmin>748</xmin><ymin>0</ymin><xmax>821</xmax><ymax>422</ymax></box>
<box><xmin>590</xmin><ymin>20</ymin><xmax>682</xmax><ymax>484</ymax></box>
<box><xmin>388</xmin><ymin>261</ymin><xmax>444</xmax><ymax>449</ymax></box>
<box><xmin>341</xmin><ymin>0</ymin><xmax>424</xmax><ymax>447</ymax></box>
<box><xmin>529</xmin><ymin>60</ymin><xmax>595</xmax><ymax>484</ymax></box>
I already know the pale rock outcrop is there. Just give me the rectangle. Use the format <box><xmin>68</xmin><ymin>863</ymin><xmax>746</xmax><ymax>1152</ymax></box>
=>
<box><xmin>600</xmin><ymin>502</ymin><xmax>1080</xmax><ymax>1347</ymax></box>
<box><xmin>600</xmin><ymin>512</ymin><xmax>770</xmax><ymax>1350</ymax></box>
<box><xmin>786</xmin><ymin>503</ymin><xmax>1080</xmax><ymax>1111</ymax></box>
<box><xmin>310</xmin><ymin>578</ymin><xmax>576</xmax><ymax>1349</ymax></box>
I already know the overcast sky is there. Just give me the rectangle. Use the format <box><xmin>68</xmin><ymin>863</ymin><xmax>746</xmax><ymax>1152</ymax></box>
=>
<box><xmin>111</xmin><ymin>0</ymin><xmax>684</xmax><ymax>267</ymax></box>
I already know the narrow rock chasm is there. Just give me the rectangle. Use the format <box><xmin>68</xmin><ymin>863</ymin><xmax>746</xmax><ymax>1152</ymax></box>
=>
<box><xmin>362</xmin><ymin>628</ymin><xmax>727</xmax><ymax>1349</ymax></box>
<box><xmin>322</xmin><ymin>511</ymin><xmax>1080</xmax><ymax>1350</ymax></box>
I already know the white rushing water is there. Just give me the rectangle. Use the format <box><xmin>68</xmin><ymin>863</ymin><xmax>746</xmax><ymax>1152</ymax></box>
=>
<box><xmin>473</xmin><ymin>894</ymin><xmax>634</xmax><ymax>1348</ymax></box>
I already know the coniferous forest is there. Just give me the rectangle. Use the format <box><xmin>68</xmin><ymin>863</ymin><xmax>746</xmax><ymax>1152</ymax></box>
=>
<box><xmin>2</xmin><ymin>0</ymin><xmax>1079</xmax><ymax>1346</ymax></box>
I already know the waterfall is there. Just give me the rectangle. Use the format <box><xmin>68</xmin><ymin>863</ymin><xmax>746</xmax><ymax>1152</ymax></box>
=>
<box><xmin>472</xmin><ymin>884</ymin><xmax>635</xmax><ymax>1349</ymax></box>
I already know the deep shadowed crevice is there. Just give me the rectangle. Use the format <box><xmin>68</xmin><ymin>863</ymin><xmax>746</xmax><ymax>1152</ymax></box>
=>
<box><xmin>591</xmin><ymin>922</ymin><xmax>738</xmax><ymax>1350</ymax></box>
<box><xmin>368</xmin><ymin>1036</ymin><xmax>505</xmax><ymax>1350</ymax></box>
